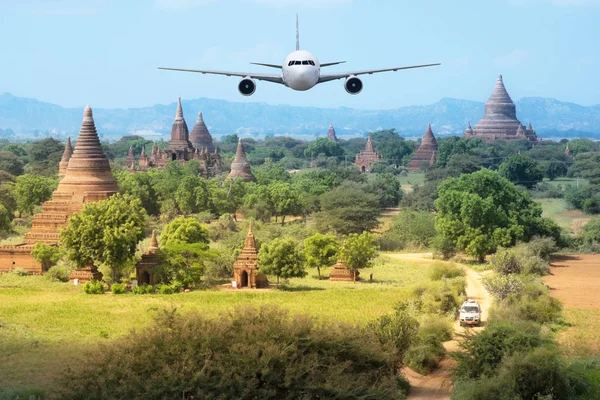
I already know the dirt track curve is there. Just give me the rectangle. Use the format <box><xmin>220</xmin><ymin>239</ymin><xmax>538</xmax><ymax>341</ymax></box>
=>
<box><xmin>386</xmin><ymin>253</ymin><xmax>491</xmax><ymax>400</ymax></box>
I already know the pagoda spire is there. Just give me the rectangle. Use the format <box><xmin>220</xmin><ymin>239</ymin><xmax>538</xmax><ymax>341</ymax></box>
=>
<box><xmin>365</xmin><ymin>135</ymin><xmax>374</xmax><ymax>153</ymax></box>
<box><xmin>58</xmin><ymin>137</ymin><xmax>73</xmax><ymax>177</ymax></box>
<box><xmin>327</xmin><ymin>123</ymin><xmax>338</xmax><ymax>141</ymax></box>
<box><xmin>228</xmin><ymin>138</ymin><xmax>256</xmax><ymax>182</ymax></box>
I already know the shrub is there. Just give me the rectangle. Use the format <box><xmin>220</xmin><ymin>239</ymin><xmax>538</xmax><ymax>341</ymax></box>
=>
<box><xmin>60</xmin><ymin>306</ymin><xmax>407</xmax><ymax>399</ymax></box>
<box><xmin>404</xmin><ymin>340</ymin><xmax>445</xmax><ymax>375</ymax></box>
<box><xmin>377</xmin><ymin>231</ymin><xmax>405</xmax><ymax>252</ymax></box>
<box><xmin>418</xmin><ymin>314</ymin><xmax>453</xmax><ymax>343</ymax></box>
<box><xmin>410</xmin><ymin>278</ymin><xmax>465</xmax><ymax>315</ymax></box>
<box><xmin>482</xmin><ymin>273</ymin><xmax>524</xmax><ymax>301</ymax></box>
<box><xmin>431</xmin><ymin>235</ymin><xmax>457</xmax><ymax>260</ymax></box>
<box><xmin>523</xmin><ymin>236</ymin><xmax>557</xmax><ymax>261</ymax></box>
<box><xmin>45</xmin><ymin>263</ymin><xmax>74</xmax><ymax>282</ymax></box>
<box><xmin>158</xmin><ymin>284</ymin><xmax>174</xmax><ymax>295</ymax></box>
<box><xmin>0</xmin><ymin>389</ymin><xmax>45</xmax><ymax>400</ymax></box>
<box><xmin>9</xmin><ymin>267</ymin><xmax>28</xmax><ymax>276</ymax></box>
<box><xmin>429</xmin><ymin>262</ymin><xmax>465</xmax><ymax>281</ymax></box>
<box><xmin>110</xmin><ymin>283</ymin><xmax>126</xmax><ymax>294</ymax></box>
<box><xmin>83</xmin><ymin>280</ymin><xmax>104</xmax><ymax>295</ymax></box>
<box><xmin>490</xmin><ymin>249</ymin><xmax>521</xmax><ymax>275</ymax></box>
<box><xmin>170</xmin><ymin>281</ymin><xmax>183</xmax><ymax>293</ymax></box>
<box><xmin>453</xmin><ymin>320</ymin><xmax>544</xmax><ymax>379</ymax></box>
<box><xmin>132</xmin><ymin>284</ymin><xmax>153</xmax><ymax>294</ymax></box>
<box><xmin>367</xmin><ymin>303</ymin><xmax>419</xmax><ymax>364</ymax></box>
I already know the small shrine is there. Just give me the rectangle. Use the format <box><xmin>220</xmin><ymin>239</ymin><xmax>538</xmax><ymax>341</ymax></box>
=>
<box><xmin>354</xmin><ymin>135</ymin><xmax>380</xmax><ymax>172</ymax></box>
<box><xmin>233</xmin><ymin>223</ymin><xmax>268</xmax><ymax>288</ymax></box>
<box><xmin>135</xmin><ymin>230</ymin><xmax>162</xmax><ymax>285</ymax></box>
<box><xmin>329</xmin><ymin>259</ymin><xmax>357</xmax><ymax>282</ymax></box>
<box><xmin>408</xmin><ymin>123</ymin><xmax>438</xmax><ymax>171</ymax></box>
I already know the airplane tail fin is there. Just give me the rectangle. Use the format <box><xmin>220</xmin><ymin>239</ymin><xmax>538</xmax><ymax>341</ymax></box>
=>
<box><xmin>296</xmin><ymin>14</ymin><xmax>300</xmax><ymax>51</ymax></box>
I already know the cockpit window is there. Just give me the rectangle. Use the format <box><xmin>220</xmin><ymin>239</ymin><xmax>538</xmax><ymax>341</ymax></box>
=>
<box><xmin>302</xmin><ymin>60</ymin><xmax>309</xmax><ymax>65</ymax></box>
<box><xmin>309</xmin><ymin>60</ymin><xmax>315</xmax><ymax>66</ymax></box>
<box><xmin>288</xmin><ymin>61</ymin><xmax>294</xmax><ymax>66</ymax></box>
<box><xmin>294</xmin><ymin>61</ymin><xmax>301</xmax><ymax>65</ymax></box>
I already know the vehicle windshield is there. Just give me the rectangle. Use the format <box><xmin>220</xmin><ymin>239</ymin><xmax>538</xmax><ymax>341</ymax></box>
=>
<box><xmin>463</xmin><ymin>306</ymin><xmax>479</xmax><ymax>313</ymax></box>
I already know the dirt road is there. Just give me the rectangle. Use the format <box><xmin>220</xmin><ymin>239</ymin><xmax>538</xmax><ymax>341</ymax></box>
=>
<box><xmin>386</xmin><ymin>253</ymin><xmax>491</xmax><ymax>400</ymax></box>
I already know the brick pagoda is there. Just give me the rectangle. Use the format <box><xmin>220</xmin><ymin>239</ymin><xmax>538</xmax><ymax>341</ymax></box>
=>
<box><xmin>233</xmin><ymin>223</ymin><xmax>268</xmax><ymax>288</ymax></box>
<box><xmin>228</xmin><ymin>138</ymin><xmax>256</xmax><ymax>182</ymax></box>
<box><xmin>135</xmin><ymin>230</ymin><xmax>162</xmax><ymax>285</ymax></box>
<box><xmin>464</xmin><ymin>74</ymin><xmax>538</xmax><ymax>143</ymax></box>
<box><xmin>58</xmin><ymin>137</ymin><xmax>73</xmax><ymax>178</ymax></box>
<box><xmin>329</xmin><ymin>259</ymin><xmax>356</xmax><ymax>282</ymax></box>
<box><xmin>0</xmin><ymin>106</ymin><xmax>118</xmax><ymax>274</ymax></box>
<box><xmin>327</xmin><ymin>123</ymin><xmax>338</xmax><ymax>141</ymax></box>
<box><xmin>408</xmin><ymin>123</ymin><xmax>438</xmax><ymax>171</ymax></box>
<box><xmin>355</xmin><ymin>135</ymin><xmax>380</xmax><ymax>172</ymax></box>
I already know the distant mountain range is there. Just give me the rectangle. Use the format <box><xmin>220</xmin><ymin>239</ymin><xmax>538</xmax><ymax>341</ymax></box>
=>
<box><xmin>1</xmin><ymin>92</ymin><xmax>599</xmax><ymax>141</ymax></box>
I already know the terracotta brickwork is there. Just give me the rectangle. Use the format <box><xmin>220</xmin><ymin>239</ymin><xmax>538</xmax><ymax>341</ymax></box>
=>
<box><xmin>228</xmin><ymin>138</ymin><xmax>256</xmax><ymax>182</ymax></box>
<box><xmin>233</xmin><ymin>224</ymin><xmax>268</xmax><ymax>288</ymax></box>
<box><xmin>329</xmin><ymin>259</ymin><xmax>357</xmax><ymax>282</ymax></box>
<box><xmin>408</xmin><ymin>123</ymin><xmax>438</xmax><ymax>171</ymax></box>
<box><xmin>464</xmin><ymin>75</ymin><xmax>539</xmax><ymax>143</ymax></box>
<box><xmin>135</xmin><ymin>230</ymin><xmax>162</xmax><ymax>285</ymax></box>
<box><xmin>355</xmin><ymin>135</ymin><xmax>380</xmax><ymax>172</ymax></box>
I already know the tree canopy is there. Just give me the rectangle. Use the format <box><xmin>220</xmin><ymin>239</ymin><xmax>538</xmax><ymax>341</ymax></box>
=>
<box><xmin>258</xmin><ymin>237</ymin><xmax>306</xmax><ymax>283</ymax></box>
<box><xmin>340</xmin><ymin>232</ymin><xmax>378</xmax><ymax>282</ymax></box>
<box><xmin>498</xmin><ymin>154</ymin><xmax>544</xmax><ymax>188</ymax></box>
<box><xmin>160</xmin><ymin>217</ymin><xmax>210</xmax><ymax>247</ymax></box>
<box><xmin>303</xmin><ymin>233</ymin><xmax>338</xmax><ymax>279</ymax></box>
<box><xmin>434</xmin><ymin>169</ymin><xmax>560</xmax><ymax>262</ymax></box>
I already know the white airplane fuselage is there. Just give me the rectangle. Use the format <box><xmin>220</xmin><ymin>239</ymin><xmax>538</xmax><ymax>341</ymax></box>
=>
<box><xmin>282</xmin><ymin>50</ymin><xmax>320</xmax><ymax>91</ymax></box>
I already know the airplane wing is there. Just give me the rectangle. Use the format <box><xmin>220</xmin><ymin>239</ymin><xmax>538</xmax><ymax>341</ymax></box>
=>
<box><xmin>157</xmin><ymin>67</ymin><xmax>284</xmax><ymax>84</ymax></box>
<box><xmin>317</xmin><ymin>63</ymin><xmax>441</xmax><ymax>83</ymax></box>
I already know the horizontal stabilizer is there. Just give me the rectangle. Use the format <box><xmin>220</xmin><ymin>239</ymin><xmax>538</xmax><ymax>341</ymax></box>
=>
<box><xmin>321</xmin><ymin>61</ymin><xmax>346</xmax><ymax>67</ymax></box>
<box><xmin>250</xmin><ymin>62</ymin><xmax>282</xmax><ymax>69</ymax></box>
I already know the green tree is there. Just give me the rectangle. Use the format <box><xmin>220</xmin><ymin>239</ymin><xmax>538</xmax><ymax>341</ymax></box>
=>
<box><xmin>157</xmin><ymin>243</ymin><xmax>210</xmax><ymax>288</ymax></box>
<box><xmin>370</xmin><ymin>129</ymin><xmax>415</xmax><ymax>166</ymax></box>
<box><xmin>304</xmin><ymin>137</ymin><xmax>344</xmax><ymax>159</ymax></box>
<box><xmin>253</xmin><ymin>159</ymin><xmax>291</xmax><ymax>185</ymax></box>
<box><xmin>209</xmin><ymin>178</ymin><xmax>246</xmax><ymax>220</ymax></box>
<box><xmin>114</xmin><ymin>170</ymin><xmax>160</xmax><ymax>216</ymax></box>
<box><xmin>0</xmin><ymin>204</ymin><xmax>12</xmax><ymax>234</ymax></box>
<box><xmin>540</xmin><ymin>160</ymin><xmax>568</xmax><ymax>180</ymax></box>
<box><xmin>60</xmin><ymin>194</ymin><xmax>147</xmax><ymax>282</ymax></box>
<box><xmin>314</xmin><ymin>182</ymin><xmax>380</xmax><ymax>235</ymax></box>
<box><xmin>0</xmin><ymin>151</ymin><xmax>24</xmax><ymax>176</ymax></box>
<box><xmin>582</xmin><ymin>216</ymin><xmax>600</xmax><ymax>245</ymax></box>
<box><xmin>175</xmin><ymin>175</ymin><xmax>204</xmax><ymax>215</ymax></box>
<box><xmin>498</xmin><ymin>154</ymin><xmax>544</xmax><ymax>188</ymax></box>
<box><xmin>28</xmin><ymin>138</ymin><xmax>64</xmax><ymax>175</ymax></box>
<box><xmin>568</xmin><ymin>152</ymin><xmax>600</xmax><ymax>185</ymax></box>
<box><xmin>258</xmin><ymin>237</ymin><xmax>306</xmax><ymax>284</ymax></box>
<box><xmin>368</xmin><ymin>173</ymin><xmax>403</xmax><ymax>207</ymax></box>
<box><xmin>268</xmin><ymin>182</ymin><xmax>302</xmax><ymax>225</ymax></box>
<box><xmin>13</xmin><ymin>174</ymin><xmax>57</xmax><ymax>217</ymax></box>
<box><xmin>434</xmin><ymin>169</ymin><xmax>560</xmax><ymax>262</ymax></box>
<box><xmin>482</xmin><ymin>274</ymin><xmax>525</xmax><ymax>301</ymax></box>
<box><xmin>340</xmin><ymin>232</ymin><xmax>378</xmax><ymax>282</ymax></box>
<box><xmin>160</xmin><ymin>217</ymin><xmax>210</xmax><ymax>247</ymax></box>
<box><xmin>303</xmin><ymin>233</ymin><xmax>339</xmax><ymax>279</ymax></box>
<box><xmin>31</xmin><ymin>243</ymin><xmax>62</xmax><ymax>271</ymax></box>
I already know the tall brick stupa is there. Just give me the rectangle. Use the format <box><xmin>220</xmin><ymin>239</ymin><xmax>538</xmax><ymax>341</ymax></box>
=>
<box><xmin>228</xmin><ymin>138</ymin><xmax>256</xmax><ymax>182</ymax></box>
<box><xmin>0</xmin><ymin>106</ymin><xmax>118</xmax><ymax>274</ymax></box>
<box><xmin>464</xmin><ymin>74</ymin><xmax>538</xmax><ymax>143</ymax></box>
<box><xmin>355</xmin><ymin>135</ymin><xmax>380</xmax><ymax>172</ymax></box>
<box><xmin>408</xmin><ymin>123</ymin><xmax>438</xmax><ymax>171</ymax></box>
<box><xmin>189</xmin><ymin>112</ymin><xmax>215</xmax><ymax>152</ymax></box>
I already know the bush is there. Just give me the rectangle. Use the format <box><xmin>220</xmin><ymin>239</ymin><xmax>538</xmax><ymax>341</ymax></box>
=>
<box><xmin>158</xmin><ymin>284</ymin><xmax>174</xmax><ymax>295</ymax></box>
<box><xmin>429</xmin><ymin>262</ymin><xmax>465</xmax><ymax>281</ymax></box>
<box><xmin>45</xmin><ymin>263</ymin><xmax>74</xmax><ymax>282</ymax></box>
<box><xmin>490</xmin><ymin>249</ymin><xmax>521</xmax><ymax>275</ymax></box>
<box><xmin>9</xmin><ymin>267</ymin><xmax>28</xmax><ymax>276</ymax></box>
<box><xmin>132</xmin><ymin>284</ymin><xmax>153</xmax><ymax>294</ymax></box>
<box><xmin>523</xmin><ymin>236</ymin><xmax>557</xmax><ymax>261</ymax></box>
<box><xmin>60</xmin><ymin>306</ymin><xmax>407</xmax><ymax>399</ymax></box>
<box><xmin>83</xmin><ymin>280</ymin><xmax>104</xmax><ymax>295</ymax></box>
<box><xmin>385</xmin><ymin>211</ymin><xmax>436</xmax><ymax>249</ymax></box>
<box><xmin>453</xmin><ymin>348</ymin><xmax>591</xmax><ymax>400</ymax></box>
<box><xmin>418</xmin><ymin>314</ymin><xmax>453</xmax><ymax>343</ymax></box>
<box><xmin>367</xmin><ymin>303</ymin><xmax>419</xmax><ymax>364</ymax></box>
<box><xmin>110</xmin><ymin>283</ymin><xmax>126</xmax><ymax>294</ymax></box>
<box><xmin>377</xmin><ymin>231</ymin><xmax>405</xmax><ymax>252</ymax></box>
<box><xmin>482</xmin><ymin>273</ymin><xmax>524</xmax><ymax>301</ymax></box>
<box><xmin>453</xmin><ymin>320</ymin><xmax>544</xmax><ymax>379</ymax></box>
<box><xmin>410</xmin><ymin>278</ymin><xmax>465</xmax><ymax>315</ymax></box>
<box><xmin>0</xmin><ymin>389</ymin><xmax>45</xmax><ymax>400</ymax></box>
<box><xmin>431</xmin><ymin>235</ymin><xmax>457</xmax><ymax>260</ymax></box>
<box><xmin>404</xmin><ymin>340</ymin><xmax>445</xmax><ymax>375</ymax></box>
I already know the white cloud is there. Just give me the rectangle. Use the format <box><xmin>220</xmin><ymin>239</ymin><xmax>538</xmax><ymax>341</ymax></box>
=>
<box><xmin>493</xmin><ymin>49</ymin><xmax>530</xmax><ymax>68</ymax></box>
<box><xmin>153</xmin><ymin>0</ymin><xmax>217</xmax><ymax>9</ymax></box>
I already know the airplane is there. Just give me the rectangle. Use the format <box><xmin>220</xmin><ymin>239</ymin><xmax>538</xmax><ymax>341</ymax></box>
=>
<box><xmin>158</xmin><ymin>15</ymin><xmax>440</xmax><ymax>96</ymax></box>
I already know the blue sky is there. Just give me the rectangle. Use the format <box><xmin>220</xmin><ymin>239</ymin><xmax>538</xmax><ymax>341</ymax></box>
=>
<box><xmin>1</xmin><ymin>0</ymin><xmax>599</xmax><ymax>110</ymax></box>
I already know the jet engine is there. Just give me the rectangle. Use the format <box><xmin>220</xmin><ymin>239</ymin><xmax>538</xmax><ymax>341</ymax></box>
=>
<box><xmin>344</xmin><ymin>75</ymin><xmax>363</xmax><ymax>95</ymax></box>
<box><xmin>238</xmin><ymin>77</ymin><xmax>256</xmax><ymax>96</ymax></box>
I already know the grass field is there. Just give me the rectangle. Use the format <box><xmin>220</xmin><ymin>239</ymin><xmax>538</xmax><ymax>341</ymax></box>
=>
<box><xmin>537</xmin><ymin>198</ymin><xmax>591</xmax><ymax>235</ymax></box>
<box><xmin>0</xmin><ymin>255</ymin><xmax>430</xmax><ymax>395</ymax></box>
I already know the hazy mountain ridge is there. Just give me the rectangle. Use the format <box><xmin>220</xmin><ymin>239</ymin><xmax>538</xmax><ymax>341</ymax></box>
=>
<box><xmin>1</xmin><ymin>92</ymin><xmax>599</xmax><ymax>141</ymax></box>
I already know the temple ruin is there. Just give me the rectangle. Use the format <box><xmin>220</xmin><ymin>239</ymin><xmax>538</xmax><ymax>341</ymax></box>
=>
<box><xmin>58</xmin><ymin>137</ymin><xmax>73</xmax><ymax>178</ymax></box>
<box><xmin>327</xmin><ymin>123</ymin><xmax>338</xmax><ymax>141</ymax></box>
<box><xmin>135</xmin><ymin>230</ymin><xmax>161</xmax><ymax>285</ymax></box>
<box><xmin>228</xmin><ymin>138</ymin><xmax>256</xmax><ymax>182</ymax></box>
<box><xmin>329</xmin><ymin>259</ymin><xmax>357</xmax><ymax>282</ymax></box>
<box><xmin>355</xmin><ymin>135</ymin><xmax>380</xmax><ymax>172</ymax></box>
<box><xmin>408</xmin><ymin>123</ymin><xmax>438</xmax><ymax>171</ymax></box>
<box><xmin>0</xmin><ymin>106</ymin><xmax>118</xmax><ymax>274</ymax></box>
<box><xmin>233</xmin><ymin>223</ymin><xmax>268</xmax><ymax>288</ymax></box>
<box><xmin>464</xmin><ymin>74</ymin><xmax>538</xmax><ymax>143</ymax></box>
<box><xmin>128</xmin><ymin>98</ymin><xmax>222</xmax><ymax>177</ymax></box>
